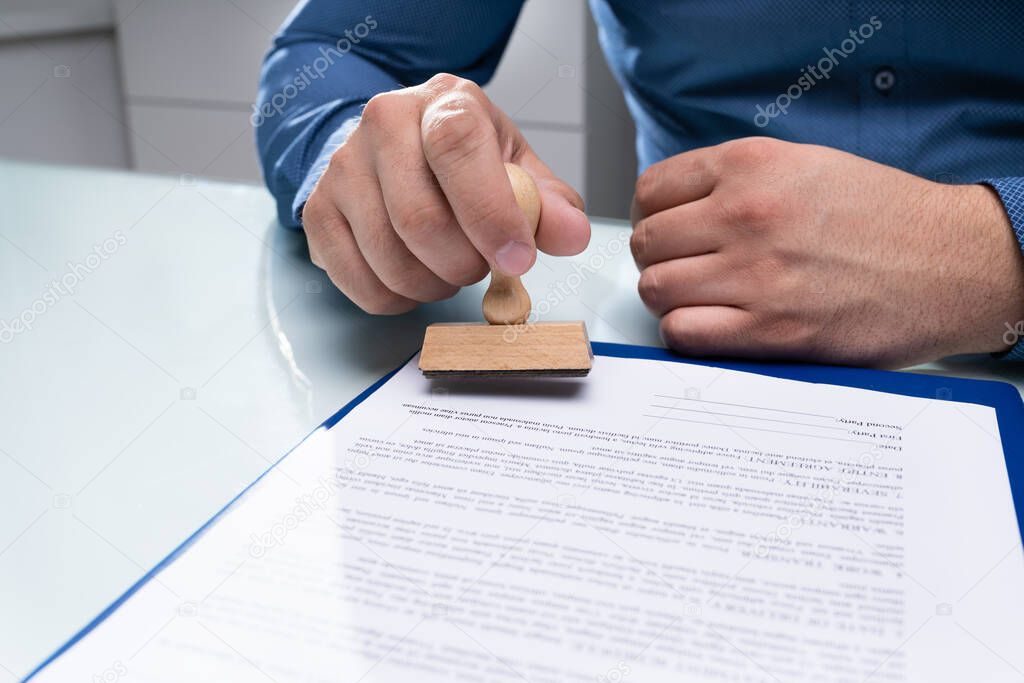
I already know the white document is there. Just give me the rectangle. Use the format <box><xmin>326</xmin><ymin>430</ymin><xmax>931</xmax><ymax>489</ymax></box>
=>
<box><xmin>32</xmin><ymin>355</ymin><xmax>1024</xmax><ymax>682</ymax></box>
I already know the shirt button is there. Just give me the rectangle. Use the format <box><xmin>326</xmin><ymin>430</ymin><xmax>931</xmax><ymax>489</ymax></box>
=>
<box><xmin>873</xmin><ymin>67</ymin><xmax>896</xmax><ymax>93</ymax></box>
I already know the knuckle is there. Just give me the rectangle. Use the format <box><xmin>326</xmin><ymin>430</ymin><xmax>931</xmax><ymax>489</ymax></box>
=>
<box><xmin>660</xmin><ymin>314</ymin><xmax>736</xmax><ymax>356</ymax></box>
<box><xmin>392</xmin><ymin>201</ymin><xmax>450</xmax><ymax>240</ymax></box>
<box><xmin>377</xmin><ymin>268</ymin><xmax>418</xmax><ymax>297</ymax></box>
<box><xmin>302</xmin><ymin>195</ymin><xmax>346</xmax><ymax>249</ymax></box>
<box><xmin>300</xmin><ymin>189</ymin><xmax>326</xmax><ymax>230</ymax></box>
<box><xmin>427</xmin><ymin>249</ymin><xmax>490</xmax><ymax>288</ymax></box>
<box><xmin>460</xmin><ymin>77</ymin><xmax>483</xmax><ymax>94</ymax></box>
<box><xmin>660</xmin><ymin>313</ymin><xmax>722</xmax><ymax>355</ymax></box>
<box><xmin>633</xmin><ymin>166</ymin><xmax>663</xmax><ymax>215</ymax></box>
<box><xmin>326</xmin><ymin>141</ymin><xmax>354</xmax><ymax>176</ymax></box>
<box><xmin>385</xmin><ymin>272</ymin><xmax>458</xmax><ymax>305</ymax></box>
<box><xmin>637</xmin><ymin>267</ymin><xmax>663</xmax><ymax>310</ymax></box>
<box><xmin>422</xmin><ymin>105</ymin><xmax>491</xmax><ymax>167</ymax></box>
<box><xmin>361</xmin><ymin>91</ymin><xmax>401</xmax><ymax>126</ymax></box>
<box><xmin>426</xmin><ymin>72</ymin><xmax>461</xmax><ymax>93</ymax></box>
<box><xmin>421</xmin><ymin>245</ymin><xmax>489</xmax><ymax>289</ymax></box>
<box><xmin>360</xmin><ymin>298</ymin><xmax>400</xmax><ymax>315</ymax></box>
<box><xmin>446</xmin><ymin>259</ymin><xmax>489</xmax><ymax>288</ymax></box>
<box><xmin>389</xmin><ymin>202</ymin><xmax>489</xmax><ymax>287</ymax></box>
<box><xmin>439</xmin><ymin>72</ymin><xmax>482</xmax><ymax>94</ymax></box>
<box><xmin>725</xmin><ymin>191</ymin><xmax>783</xmax><ymax>227</ymax></box>
<box><xmin>301</xmin><ymin>220</ymin><xmax>327</xmax><ymax>268</ymax></box>
<box><xmin>459</xmin><ymin>192</ymin><xmax>510</xmax><ymax>236</ymax></box>
<box><xmin>370</xmin><ymin>250</ymin><xmax>461</xmax><ymax>303</ymax></box>
<box><xmin>373</xmin><ymin>257</ymin><xmax>424</xmax><ymax>296</ymax></box>
<box><xmin>324</xmin><ymin>145</ymin><xmax>377</xmax><ymax>198</ymax></box>
<box><xmin>722</xmin><ymin>136</ymin><xmax>781</xmax><ymax>168</ymax></box>
<box><xmin>349</xmin><ymin>212</ymin><xmax>392</xmax><ymax>258</ymax></box>
<box><xmin>355</xmin><ymin>288</ymin><xmax>415</xmax><ymax>316</ymax></box>
<box><xmin>659</xmin><ymin>315</ymin><xmax>691</xmax><ymax>352</ymax></box>
<box><xmin>630</xmin><ymin>220</ymin><xmax>652</xmax><ymax>265</ymax></box>
<box><xmin>424</xmin><ymin>73</ymin><xmax>485</xmax><ymax>102</ymax></box>
<box><xmin>415</xmin><ymin>282</ymin><xmax>460</xmax><ymax>303</ymax></box>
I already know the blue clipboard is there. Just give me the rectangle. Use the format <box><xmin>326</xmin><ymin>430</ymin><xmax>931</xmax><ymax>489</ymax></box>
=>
<box><xmin>24</xmin><ymin>341</ymin><xmax>1024</xmax><ymax>681</ymax></box>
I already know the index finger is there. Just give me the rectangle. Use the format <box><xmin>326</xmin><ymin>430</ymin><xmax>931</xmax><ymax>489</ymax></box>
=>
<box><xmin>420</xmin><ymin>89</ymin><xmax>535</xmax><ymax>276</ymax></box>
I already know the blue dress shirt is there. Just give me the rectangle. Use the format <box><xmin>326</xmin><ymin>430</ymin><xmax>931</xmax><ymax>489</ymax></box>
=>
<box><xmin>255</xmin><ymin>0</ymin><xmax>1024</xmax><ymax>359</ymax></box>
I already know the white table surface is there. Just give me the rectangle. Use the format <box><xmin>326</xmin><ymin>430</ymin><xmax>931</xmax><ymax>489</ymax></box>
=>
<box><xmin>1</xmin><ymin>159</ymin><xmax>1022</xmax><ymax>680</ymax></box>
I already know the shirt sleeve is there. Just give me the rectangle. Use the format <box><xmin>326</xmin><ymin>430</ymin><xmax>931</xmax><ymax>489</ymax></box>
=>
<box><xmin>982</xmin><ymin>177</ymin><xmax>1024</xmax><ymax>360</ymax></box>
<box><xmin>255</xmin><ymin>0</ymin><xmax>526</xmax><ymax>228</ymax></box>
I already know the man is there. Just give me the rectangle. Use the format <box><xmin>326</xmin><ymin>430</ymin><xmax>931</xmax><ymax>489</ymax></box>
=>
<box><xmin>255</xmin><ymin>1</ymin><xmax>1024</xmax><ymax>368</ymax></box>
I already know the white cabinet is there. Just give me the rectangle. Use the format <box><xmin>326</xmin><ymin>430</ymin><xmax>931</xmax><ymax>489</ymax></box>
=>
<box><xmin>114</xmin><ymin>0</ymin><xmax>286</xmax><ymax>105</ymax></box>
<box><xmin>112</xmin><ymin>0</ymin><xmax>290</xmax><ymax>183</ymax></box>
<box><xmin>0</xmin><ymin>5</ymin><xmax>128</xmax><ymax>170</ymax></box>
<box><xmin>0</xmin><ymin>0</ymin><xmax>113</xmax><ymax>38</ymax></box>
<box><xmin>125</xmin><ymin>103</ymin><xmax>261</xmax><ymax>180</ymax></box>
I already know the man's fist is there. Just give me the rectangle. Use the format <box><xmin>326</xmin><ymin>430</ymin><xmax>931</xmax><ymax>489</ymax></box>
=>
<box><xmin>302</xmin><ymin>73</ymin><xmax>589</xmax><ymax>314</ymax></box>
<box><xmin>630</xmin><ymin>137</ymin><xmax>1024</xmax><ymax>367</ymax></box>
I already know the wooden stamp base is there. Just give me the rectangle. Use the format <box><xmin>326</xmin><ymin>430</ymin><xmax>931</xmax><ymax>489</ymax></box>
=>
<box><xmin>419</xmin><ymin>321</ymin><xmax>593</xmax><ymax>378</ymax></box>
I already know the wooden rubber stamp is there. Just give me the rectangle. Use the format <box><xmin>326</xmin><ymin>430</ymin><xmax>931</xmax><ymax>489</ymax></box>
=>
<box><xmin>419</xmin><ymin>163</ymin><xmax>593</xmax><ymax>378</ymax></box>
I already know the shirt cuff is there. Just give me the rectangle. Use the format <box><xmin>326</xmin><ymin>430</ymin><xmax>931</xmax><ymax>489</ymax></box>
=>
<box><xmin>291</xmin><ymin>114</ymin><xmax>363</xmax><ymax>226</ymax></box>
<box><xmin>981</xmin><ymin>177</ymin><xmax>1024</xmax><ymax>360</ymax></box>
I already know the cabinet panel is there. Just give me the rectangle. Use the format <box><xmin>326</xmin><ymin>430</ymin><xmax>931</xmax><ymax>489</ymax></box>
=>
<box><xmin>0</xmin><ymin>0</ymin><xmax>113</xmax><ymax>39</ymax></box>
<box><xmin>127</xmin><ymin>103</ymin><xmax>261</xmax><ymax>182</ymax></box>
<box><xmin>114</xmin><ymin>0</ymin><xmax>293</xmax><ymax>105</ymax></box>
<box><xmin>0</xmin><ymin>32</ymin><xmax>128</xmax><ymax>169</ymax></box>
<box><xmin>519</xmin><ymin>126</ymin><xmax>585</xmax><ymax>196</ymax></box>
<box><xmin>484</xmin><ymin>0</ymin><xmax>587</xmax><ymax>127</ymax></box>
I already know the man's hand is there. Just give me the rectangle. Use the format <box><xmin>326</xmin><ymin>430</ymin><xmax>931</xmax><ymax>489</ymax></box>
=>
<box><xmin>630</xmin><ymin>137</ymin><xmax>1024</xmax><ymax>367</ymax></box>
<box><xmin>302</xmin><ymin>73</ymin><xmax>589</xmax><ymax>314</ymax></box>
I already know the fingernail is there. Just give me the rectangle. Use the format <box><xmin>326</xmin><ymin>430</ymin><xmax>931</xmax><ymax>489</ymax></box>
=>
<box><xmin>495</xmin><ymin>240</ymin><xmax>534</xmax><ymax>276</ymax></box>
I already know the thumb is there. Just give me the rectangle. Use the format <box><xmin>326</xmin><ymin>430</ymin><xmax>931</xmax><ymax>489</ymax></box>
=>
<box><xmin>514</xmin><ymin>148</ymin><xmax>591</xmax><ymax>256</ymax></box>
